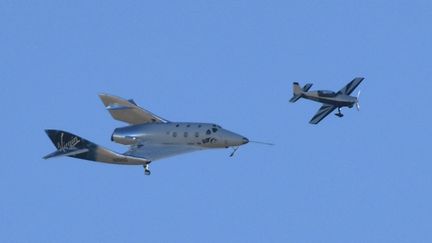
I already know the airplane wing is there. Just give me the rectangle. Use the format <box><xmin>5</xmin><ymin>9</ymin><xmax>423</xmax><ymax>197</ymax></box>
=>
<box><xmin>337</xmin><ymin>77</ymin><xmax>364</xmax><ymax>95</ymax></box>
<box><xmin>123</xmin><ymin>142</ymin><xmax>205</xmax><ymax>161</ymax></box>
<box><xmin>309</xmin><ymin>104</ymin><xmax>337</xmax><ymax>124</ymax></box>
<box><xmin>99</xmin><ymin>93</ymin><xmax>169</xmax><ymax>125</ymax></box>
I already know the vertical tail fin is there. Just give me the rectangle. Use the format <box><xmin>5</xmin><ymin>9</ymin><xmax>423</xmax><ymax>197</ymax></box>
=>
<box><xmin>45</xmin><ymin>129</ymin><xmax>95</xmax><ymax>151</ymax></box>
<box><xmin>289</xmin><ymin>82</ymin><xmax>303</xmax><ymax>103</ymax></box>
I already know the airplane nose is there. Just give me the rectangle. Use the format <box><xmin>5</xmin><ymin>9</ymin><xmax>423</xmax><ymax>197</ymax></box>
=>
<box><xmin>242</xmin><ymin>137</ymin><xmax>249</xmax><ymax>144</ymax></box>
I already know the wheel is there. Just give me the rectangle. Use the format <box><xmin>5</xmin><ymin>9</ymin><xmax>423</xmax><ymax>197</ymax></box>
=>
<box><xmin>145</xmin><ymin>170</ymin><xmax>151</xmax><ymax>176</ymax></box>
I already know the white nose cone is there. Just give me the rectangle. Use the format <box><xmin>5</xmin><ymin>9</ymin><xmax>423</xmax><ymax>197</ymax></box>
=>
<box><xmin>223</xmin><ymin>130</ymin><xmax>249</xmax><ymax>146</ymax></box>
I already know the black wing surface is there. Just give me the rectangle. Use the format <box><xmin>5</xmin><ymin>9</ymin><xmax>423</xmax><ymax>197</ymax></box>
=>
<box><xmin>309</xmin><ymin>104</ymin><xmax>337</xmax><ymax>124</ymax></box>
<box><xmin>337</xmin><ymin>77</ymin><xmax>364</xmax><ymax>95</ymax></box>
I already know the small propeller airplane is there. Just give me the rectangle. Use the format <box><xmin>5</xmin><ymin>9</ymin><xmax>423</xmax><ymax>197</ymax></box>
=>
<box><xmin>289</xmin><ymin>77</ymin><xmax>364</xmax><ymax>124</ymax></box>
<box><xmin>43</xmin><ymin>94</ymin><xmax>271</xmax><ymax>175</ymax></box>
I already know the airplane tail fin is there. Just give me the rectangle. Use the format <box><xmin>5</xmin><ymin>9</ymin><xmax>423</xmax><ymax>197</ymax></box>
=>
<box><xmin>290</xmin><ymin>82</ymin><xmax>313</xmax><ymax>103</ymax></box>
<box><xmin>43</xmin><ymin>129</ymin><xmax>92</xmax><ymax>159</ymax></box>
<box><xmin>43</xmin><ymin>130</ymin><xmax>150</xmax><ymax>165</ymax></box>
<box><xmin>290</xmin><ymin>82</ymin><xmax>303</xmax><ymax>103</ymax></box>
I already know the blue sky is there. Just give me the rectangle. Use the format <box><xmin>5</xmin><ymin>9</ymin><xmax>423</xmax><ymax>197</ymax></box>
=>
<box><xmin>1</xmin><ymin>0</ymin><xmax>432</xmax><ymax>242</ymax></box>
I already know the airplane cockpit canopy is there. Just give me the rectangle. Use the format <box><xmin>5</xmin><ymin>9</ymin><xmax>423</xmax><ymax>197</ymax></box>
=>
<box><xmin>212</xmin><ymin>124</ymin><xmax>222</xmax><ymax>129</ymax></box>
<box><xmin>206</xmin><ymin>124</ymin><xmax>221</xmax><ymax>134</ymax></box>
<box><xmin>318</xmin><ymin>90</ymin><xmax>337</xmax><ymax>97</ymax></box>
<box><xmin>206</xmin><ymin>128</ymin><xmax>219</xmax><ymax>135</ymax></box>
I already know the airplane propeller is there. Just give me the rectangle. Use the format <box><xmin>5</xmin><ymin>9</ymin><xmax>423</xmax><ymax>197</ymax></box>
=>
<box><xmin>355</xmin><ymin>90</ymin><xmax>361</xmax><ymax>111</ymax></box>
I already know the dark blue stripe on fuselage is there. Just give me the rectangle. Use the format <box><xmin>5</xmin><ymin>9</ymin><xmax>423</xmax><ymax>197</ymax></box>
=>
<box><xmin>302</xmin><ymin>92</ymin><xmax>355</xmax><ymax>107</ymax></box>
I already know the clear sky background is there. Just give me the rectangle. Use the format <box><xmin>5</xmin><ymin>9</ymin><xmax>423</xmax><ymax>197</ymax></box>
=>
<box><xmin>1</xmin><ymin>0</ymin><xmax>431</xmax><ymax>242</ymax></box>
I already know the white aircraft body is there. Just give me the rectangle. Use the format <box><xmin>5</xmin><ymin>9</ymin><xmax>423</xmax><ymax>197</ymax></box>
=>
<box><xmin>44</xmin><ymin>94</ymin><xmax>250</xmax><ymax>175</ymax></box>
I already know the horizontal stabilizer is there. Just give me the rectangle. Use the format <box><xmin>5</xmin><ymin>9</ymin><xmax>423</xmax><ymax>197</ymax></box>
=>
<box><xmin>289</xmin><ymin>95</ymin><xmax>302</xmax><ymax>103</ymax></box>
<box><xmin>43</xmin><ymin>148</ymin><xmax>89</xmax><ymax>159</ymax></box>
<box><xmin>302</xmin><ymin>83</ymin><xmax>313</xmax><ymax>92</ymax></box>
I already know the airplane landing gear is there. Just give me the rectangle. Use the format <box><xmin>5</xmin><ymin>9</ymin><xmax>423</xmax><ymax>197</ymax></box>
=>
<box><xmin>143</xmin><ymin>164</ymin><xmax>151</xmax><ymax>176</ymax></box>
<box><xmin>230</xmin><ymin>146</ymin><xmax>239</xmax><ymax>157</ymax></box>
<box><xmin>335</xmin><ymin>107</ymin><xmax>344</xmax><ymax>118</ymax></box>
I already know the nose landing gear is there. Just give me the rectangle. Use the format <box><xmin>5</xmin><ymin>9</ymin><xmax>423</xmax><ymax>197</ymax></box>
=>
<box><xmin>230</xmin><ymin>146</ymin><xmax>240</xmax><ymax>157</ymax></box>
<box><xmin>335</xmin><ymin>107</ymin><xmax>344</xmax><ymax>117</ymax></box>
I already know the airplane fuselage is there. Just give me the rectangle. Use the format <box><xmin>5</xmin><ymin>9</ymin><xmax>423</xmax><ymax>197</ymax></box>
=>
<box><xmin>302</xmin><ymin>91</ymin><xmax>357</xmax><ymax>108</ymax></box>
<box><xmin>111</xmin><ymin>122</ymin><xmax>249</xmax><ymax>148</ymax></box>
<box><xmin>290</xmin><ymin>77</ymin><xmax>364</xmax><ymax>124</ymax></box>
<box><xmin>44</xmin><ymin>93</ymin><xmax>253</xmax><ymax>175</ymax></box>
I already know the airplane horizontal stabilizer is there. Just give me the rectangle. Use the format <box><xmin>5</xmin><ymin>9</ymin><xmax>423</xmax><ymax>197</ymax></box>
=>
<box><xmin>43</xmin><ymin>148</ymin><xmax>89</xmax><ymax>159</ymax></box>
<box><xmin>43</xmin><ymin>130</ymin><xmax>150</xmax><ymax>165</ymax></box>
<box><xmin>289</xmin><ymin>94</ymin><xmax>302</xmax><ymax>103</ymax></box>
<box><xmin>302</xmin><ymin>83</ymin><xmax>313</xmax><ymax>92</ymax></box>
